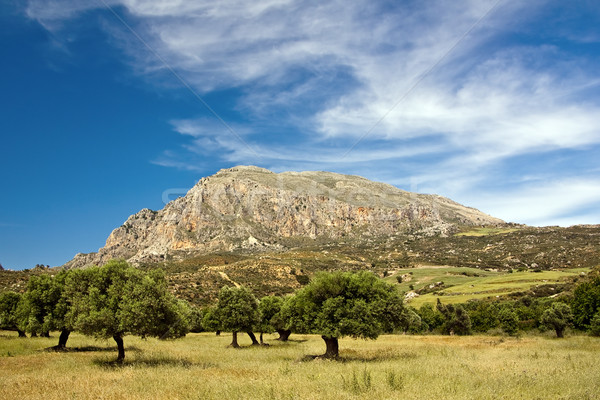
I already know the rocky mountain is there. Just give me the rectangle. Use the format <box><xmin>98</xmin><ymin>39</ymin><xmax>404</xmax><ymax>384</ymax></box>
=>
<box><xmin>64</xmin><ymin>166</ymin><xmax>503</xmax><ymax>269</ymax></box>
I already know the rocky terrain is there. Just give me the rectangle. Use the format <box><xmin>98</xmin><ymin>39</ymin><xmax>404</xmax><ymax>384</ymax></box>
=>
<box><xmin>63</xmin><ymin>166</ymin><xmax>503</xmax><ymax>269</ymax></box>
<box><xmin>4</xmin><ymin>166</ymin><xmax>598</xmax><ymax>306</ymax></box>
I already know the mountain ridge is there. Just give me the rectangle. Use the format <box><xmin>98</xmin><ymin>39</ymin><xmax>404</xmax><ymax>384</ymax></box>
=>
<box><xmin>63</xmin><ymin>166</ymin><xmax>504</xmax><ymax>269</ymax></box>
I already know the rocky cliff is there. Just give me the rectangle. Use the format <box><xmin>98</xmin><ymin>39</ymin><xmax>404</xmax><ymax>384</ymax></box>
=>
<box><xmin>64</xmin><ymin>166</ymin><xmax>504</xmax><ymax>268</ymax></box>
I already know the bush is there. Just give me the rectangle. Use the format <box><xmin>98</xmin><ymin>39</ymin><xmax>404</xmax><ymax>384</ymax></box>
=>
<box><xmin>499</xmin><ymin>308</ymin><xmax>519</xmax><ymax>336</ymax></box>
<box><xmin>437</xmin><ymin>300</ymin><xmax>471</xmax><ymax>335</ymax></box>
<box><xmin>590</xmin><ymin>312</ymin><xmax>600</xmax><ymax>337</ymax></box>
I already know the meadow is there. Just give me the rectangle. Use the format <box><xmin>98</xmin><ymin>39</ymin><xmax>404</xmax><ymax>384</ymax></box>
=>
<box><xmin>1</xmin><ymin>330</ymin><xmax>599</xmax><ymax>399</ymax></box>
<box><xmin>386</xmin><ymin>266</ymin><xmax>588</xmax><ymax>308</ymax></box>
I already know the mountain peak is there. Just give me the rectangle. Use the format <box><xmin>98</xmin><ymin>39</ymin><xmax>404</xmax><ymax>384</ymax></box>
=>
<box><xmin>63</xmin><ymin>166</ymin><xmax>503</xmax><ymax>269</ymax></box>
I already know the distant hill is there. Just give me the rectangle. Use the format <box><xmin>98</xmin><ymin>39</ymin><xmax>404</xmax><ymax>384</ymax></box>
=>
<box><xmin>64</xmin><ymin>166</ymin><xmax>503</xmax><ymax>269</ymax></box>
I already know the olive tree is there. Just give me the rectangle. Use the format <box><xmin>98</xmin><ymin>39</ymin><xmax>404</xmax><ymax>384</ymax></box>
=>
<box><xmin>201</xmin><ymin>306</ymin><xmax>222</xmax><ymax>335</ymax></box>
<box><xmin>16</xmin><ymin>271</ymin><xmax>72</xmax><ymax>347</ymax></box>
<box><xmin>0</xmin><ymin>291</ymin><xmax>26</xmax><ymax>337</ymax></box>
<box><xmin>214</xmin><ymin>286</ymin><xmax>259</xmax><ymax>348</ymax></box>
<box><xmin>257</xmin><ymin>295</ymin><xmax>284</xmax><ymax>344</ymax></box>
<box><xmin>283</xmin><ymin>271</ymin><xmax>404</xmax><ymax>358</ymax></box>
<box><xmin>65</xmin><ymin>260</ymin><xmax>188</xmax><ymax>362</ymax></box>
<box><xmin>541</xmin><ymin>302</ymin><xmax>572</xmax><ymax>338</ymax></box>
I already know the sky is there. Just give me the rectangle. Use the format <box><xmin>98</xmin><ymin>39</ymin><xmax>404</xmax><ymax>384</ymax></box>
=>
<box><xmin>1</xmin><ymin>0</ymin><xmax>599</xmax><ymax>270</ymax></box>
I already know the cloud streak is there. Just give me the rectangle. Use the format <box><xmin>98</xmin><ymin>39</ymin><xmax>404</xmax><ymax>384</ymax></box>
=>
<box><xmin>25</xmin><ymin>0</ymin><xmax>600</xmax><ymax>226</ymax></box>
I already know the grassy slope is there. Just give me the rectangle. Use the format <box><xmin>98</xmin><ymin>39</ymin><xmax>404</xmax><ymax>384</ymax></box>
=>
<box><xmin>1</xmin><ymin>331</ymin><xmax>599</xmax><ymax>399</ymax></box>
<box><xmin>390</xmin><ymin>266</ymin><xmax>588</xmax><ymax>308</ymax></box>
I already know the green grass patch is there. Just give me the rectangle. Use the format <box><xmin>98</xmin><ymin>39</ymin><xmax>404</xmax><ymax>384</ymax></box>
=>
<box><xmin>406</xmin><ymin>268</ymin><xmax>588</xmax><ymax>308</ymax></box>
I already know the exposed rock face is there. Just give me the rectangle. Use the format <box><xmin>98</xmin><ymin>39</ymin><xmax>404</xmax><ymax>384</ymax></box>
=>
<box><xmin>63</xmin><ymin>166</ymin><xmax>503</xmax><ymax>269</ymax></box>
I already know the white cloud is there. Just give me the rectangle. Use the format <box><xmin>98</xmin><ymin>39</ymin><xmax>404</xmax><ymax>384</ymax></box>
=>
<box><xmin>26</xmin><ymin>0</ymin><xmax>600</xmax><ymax>225</ymax></box>
<box><xmin>465</xmin><ymin>179</ymin><xmax>600</xmax><ymax>226</ymax></box>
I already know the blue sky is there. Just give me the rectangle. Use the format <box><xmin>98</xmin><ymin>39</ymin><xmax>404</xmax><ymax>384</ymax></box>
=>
<box><xmin>1</xmin><ymin>0</ymin><xmax>600</xmax><ymax>270</ymax></box>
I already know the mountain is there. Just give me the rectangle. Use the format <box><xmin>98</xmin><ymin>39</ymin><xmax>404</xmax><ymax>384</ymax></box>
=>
<box><xmin>64</xmin><ymin>166</ymin><xmax>503</xmax><ymax>269</ymax></box>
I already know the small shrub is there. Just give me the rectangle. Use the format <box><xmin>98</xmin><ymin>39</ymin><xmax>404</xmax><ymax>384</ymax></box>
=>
<box><xmin>499</xmin><ymin>308</ymin><xmax>520</xmax><ymax>336</ymax></box>
<box><xmin>386</xmin><ymin>370</ymin><xmax>404</xmax><ymax>390</ymax></box>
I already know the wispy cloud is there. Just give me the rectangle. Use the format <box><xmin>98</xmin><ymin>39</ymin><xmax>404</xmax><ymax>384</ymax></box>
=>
<box><xmin>26</xmin><ymin>0</ymin><xmax>600</xmax><ymax>226</ymax></box>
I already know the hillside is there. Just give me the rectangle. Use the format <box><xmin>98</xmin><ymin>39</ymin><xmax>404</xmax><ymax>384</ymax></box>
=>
<box><xmin>63</xmin><ymin>166</ymin><xmax>503</xmax><ymax>269</ymax></box>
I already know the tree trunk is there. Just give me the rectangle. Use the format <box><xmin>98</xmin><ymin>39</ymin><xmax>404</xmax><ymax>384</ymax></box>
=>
<box><xmin>556</xmin><ymin>327</ymin><xmax>564</xmax><ymax>338</ymax></box>
<box><xmin>230</xmin><ymin>331</ymin><xmax>240</xmax><ymax>348</ymax></box>
<box><xmin>113</xmin><ymin>334</ymin><xmax>125</xmax><ymax>362</ymax></box>
<box><xmin>321</xmin><ymin>336</ymin><xmax>339</xmax><ymax>359</ymax></box>
<box><xmin>30</xmin><ymin>332</ymin><xmax>37</xmax><ymax>338</ymax></box>
<box><xmin>216</xmin><ymin>330</ymin><xmax>221</xmax><ymax>336</ymax></box>
<box><xmin>247</xmin><ymin>331</ymin><xmax>260</xmax><ymax>345</ymax></box>
<box><xmin>17</xmin><ymin>329</ymin><xmax>26</xmax><ymax>338</ymax></box>
<box><xmin>58</xmin><ymin>330</ymin><xmax>70</xmax><ymax>348</ymax></box>
<box><xmin>42</xmin><ymin>331</ymin><xmax>50</xmax><ymax>338</ymax></box>
<box><xmin>276</xmin><ymin>329</ymin><xmax>291</xmax><ymax>341</ymax></box>
<box><xmin>260</xmin><ymin>332</ymin><xmax>264</xmax><ymax>345</ymax></box>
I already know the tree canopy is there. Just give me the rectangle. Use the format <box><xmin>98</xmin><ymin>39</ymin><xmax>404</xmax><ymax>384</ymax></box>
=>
<box><xmin>571</xmin><ymin>276</ymin><xmax>600</xmax><ymax>330</ymax></box>
<box><xmin>541</xmin><ymin>302</ymin><xmax>572</xmax><ymax>338</ymax></box>
<box><xmin>64</xmin><ymin>260</ymin><xmax>188</xmax><ymax>361</ymax></box>
<box><xmin>0</xmin><ymin>291</ymin><xmax>26</xmax><ymax>337</ymax></box>
<box><xmin>16</xmin><ymin>271</ymin><xmax>72</xmax><ymax>346</ymax></box>
<box><xmin>283</xmin><ymin>271</ymin><xmax>404</xmax><ymax>358</ymax></box>
<box><xmin>257</xmin><ymin>295</ymin><xmax>285</xmax><ymax>344</ymax></box>
<box><xmin>214</xmin><ymin>286</ymin><xmax>259</xmax><ymax>348</ymax></box>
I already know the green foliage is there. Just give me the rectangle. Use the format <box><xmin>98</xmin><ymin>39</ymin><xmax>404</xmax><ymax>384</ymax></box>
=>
<box><xmin>215</xmin><ymin>286</ymin><xmax>259</xmax><ymax>333</ymax></box>
<box><xmin>466</xmin><ymin>302</ymin><xmax>500</xmax><ymax>333</ymax></box>
<box><xmin>284</xmin><ymin>271</ymin><xmax>404</xmax><ymax>340</ymax></box>
<box><xmin>201</xmin><ymin>306</ymin><xmax>222</xmax><ymax>333</ymax></box>
<box><xmin>437</xmin><ymin>299</ymin><xmax>471</xmax><ymax>335</ymax></box>
<box><xmin>571</xmin><ymin>276</ymin><xmax>600</xmax><ymax>330</ymax></box>
<box><xmin>183</xmin><ymin>303</ymin><xmax>204</xmax><ymax>333</ymax></box>
<box><xmin>498</xmin><ymin>308</ymin><xmax>519</xmax><ymax>336</ymax></box>
<box><xmin>65</xmin><ymin>260</ymin><xmax>188</xmax><ymax>340</ymax></box>
<box><xmin>417</xmin><ymin>303</ymin><xmax>444</xmax><ymax>332</ymax></box>
<box><xmin>16</xmin><ymin>271</ymin><xmax>71</xmax><ymax>335</ymax></box>
<box><xmin>589</xmin><ymin>312</ymin><xmax>600</xmax><ymax>337</ymax></box>
<box><xmin>398</xmin><ymin>307</ymin><xmax>423</xmax><ymax>333</ymax></box>
<box><xmin>257</xmin><ymin>296</ymin><xmax>284</xmax><ymax>335</ymax></box>
<box><xmin>541</xmin><ymin>302</ymin><xmax>573</xmax><ymax>338</ymax></box>
<box><xmin>0</xmin><ymin>291</ymin><xmax>23</xmax><ymax>330</ymax></box>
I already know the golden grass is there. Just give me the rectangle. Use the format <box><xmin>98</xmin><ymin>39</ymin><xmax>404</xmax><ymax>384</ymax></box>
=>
<box><xmin>2</xmin><ymin>331</ymin><xmax>600</xmax><ymax>399</ymax></box>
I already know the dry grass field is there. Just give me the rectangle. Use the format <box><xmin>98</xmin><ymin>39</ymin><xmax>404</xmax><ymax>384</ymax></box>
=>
<box><xmin>1</xmin><ymin>331</ymin><xmax>599</xmax><ymax>399</ymax></box>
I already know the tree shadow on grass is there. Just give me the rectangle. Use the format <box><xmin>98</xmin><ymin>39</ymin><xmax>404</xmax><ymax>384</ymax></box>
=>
<box><xmin>297</xmin><ymin>349</ymin><xmax>419</xmax><ymax>363</ymax></box>
<box><xmin>279</xmin><ymin>338</ymin><xmax>308</xmax><ymax>343</ymax></box>
<box><xmin>45</xmin><ymin>345</ymin><xmax>142</xmax><ymax>353</ymax></box>
<box><xmin>92</xmin><ymin>355</ymin><xmax>217</xmax><ymax>370</ymax></box>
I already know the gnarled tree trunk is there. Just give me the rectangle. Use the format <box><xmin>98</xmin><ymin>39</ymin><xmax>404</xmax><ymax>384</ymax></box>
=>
<box><xmin>230</xmin><ymin>331</ymin><xmax>240</xmax><ymax>348</ymax></box>
<box><xmin>246</xmin><ymin>331</ymin><xmax>260</xmax><ymax>345</ymax></box>
<box><xmin>113</xmin><ymin>334</ymin><xmax>125</xmax><ymax>362</ymax></box>
<box><xmin>58</xmin><ymin>330</ymin><xmax>70</xmax><ymax>348</ymax></box>
<box><xmin>321</xmin><ymin>336</ymin><xmax>339</xmax><ymax>359</ymax></box>
<box><xmin>276</xmin><ymin>329</ymin><xmax>291</xmax><ymax>341</ymax></box>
